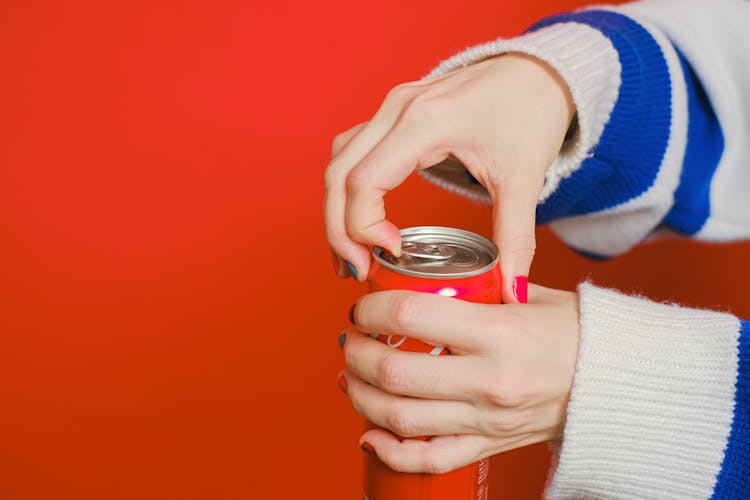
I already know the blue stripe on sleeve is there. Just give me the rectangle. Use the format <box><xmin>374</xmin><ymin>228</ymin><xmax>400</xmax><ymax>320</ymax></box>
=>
<box><xmin>663</xmin><ymin>53</ymin><xmax>725</xmax><ymax>235</ymax></box>
<box><xmin>711</xmin><ymin>320</ymin><xmax>750</xmax><ymax>498</ymax></box>
<box><xmin>528</xmin><ymin>11</ymin><xmax>672</xmax><ymax>225</ymax></box>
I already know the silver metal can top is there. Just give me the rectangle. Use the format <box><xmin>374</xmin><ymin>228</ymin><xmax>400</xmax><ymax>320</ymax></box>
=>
<box><xmin>373</xmin><ymin>226</ymin><xmax>498</xmax><ymax>279</ymax></box>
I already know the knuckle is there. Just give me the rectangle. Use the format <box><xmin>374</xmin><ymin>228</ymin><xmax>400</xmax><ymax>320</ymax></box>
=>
<box><xmin>480</xmin><ymin>376</ymin><xmax>524</xmax><ymax>409</ymax></box>
<box><xmin>345</xmin><ymin>164</ymin><xmax>370</xmax><ymax>194</ymax></box>
<box><xmin>386</xmin><ymin>403</ymin><xmax>416</xmax><ymax>437</ymax></box>
<box><xmin>385</xmin><ymin>82</ymin><xmax>419</xmax><ymax>102</ymax></box>
<box><xmin>348</xmin><ymin>388</ymin><xmax>365</xmax><ymax>417</ymax></box>
<box><xmin>331</xmin><ymin>132</ymin><xmax>348</xmax><ymax>156</ymax></box>
<box><xmin>346</xmin><ymin>215</ymin><xmax>380</xmax><ymax>243</ymax></box>
<box><xmin>494</xmin><ymin>387</ymin><xmax>525</xmax><ymax>409</ymax></box>
<box><xmin>343</xmin><ymin>342</ymin><xmax>361</xmax><ymax>372</ymax></box>
<box><xmin>377</xmin><ymin>353</ymin><xmax>407</xmax><ymax>393</ymax></box>
<box><xmin>346</xmin><ymin>225</ymin><xmax>366</xmax><ymax>243</ymax></box>
<box><xmin>501</xmin><ymin>385</ymin><xmax>524</xmax><ymax>408</ymax></box>
<box><xmin>331</xmin><ymin>121</ymin><xmax>369</xmax><ymax>157</ymax></box>
<box><xmin>486</xmin><ymin>411</ymin><xmax>522</xmax><ymax>435</ymax></box>
<box><xmin>347</xmin><ymin>227</ymin><xmax>366</xmax><ymax>244</ymax></box>
<box><xmin>401</xmin><ymin>91</ymin><xmax>446</xmax><ymax>125</ymax></box>
<box><xmin>389</xmin><ymin>292</ymin><xmax>424</xmax><ymax>332</ymax></box>
<box><xmin>323</xmin><ymin>162</ymin><xmax>339</xmax><ymax>190</ymax></box>
<box><xmin>343</xmin><ymin>348</ymin><xmax>355</xmax><ymax>370</ymax></box>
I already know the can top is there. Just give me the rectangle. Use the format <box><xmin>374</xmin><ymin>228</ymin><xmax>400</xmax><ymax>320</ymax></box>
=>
<box><xmin>373</xmin><ymin>226</ymin><xmax>498</xmax><ymax>279</ymax></box>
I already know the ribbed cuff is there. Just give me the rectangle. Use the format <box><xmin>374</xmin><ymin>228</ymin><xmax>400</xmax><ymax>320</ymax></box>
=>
<box><xmin>547</xmin><ymin>283</ymin><xmax>740</xmax><ymax>499</ymax></box>
<box><xmin>419</xmin><ymin>21</ymin><xmax>621</xmax><ymax>204</ymax></box>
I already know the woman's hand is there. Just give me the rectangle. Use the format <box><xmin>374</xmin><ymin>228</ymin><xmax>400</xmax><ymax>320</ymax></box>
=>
<box><xmin>324</xmin><ymin>54</ymin><xmax>575</xmax><ymax>302</ymax></box>
<box><xmin>338</xmin><ymin>283</ymin><xmax>579</xmax><ymax>474</ymax></box>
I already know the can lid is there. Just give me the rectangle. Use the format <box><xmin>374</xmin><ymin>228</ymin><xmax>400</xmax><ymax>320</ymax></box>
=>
<box><xmin>373</xmin><ymin>226</ymin><xmax>498</xmax><ymax>279</ymax></box>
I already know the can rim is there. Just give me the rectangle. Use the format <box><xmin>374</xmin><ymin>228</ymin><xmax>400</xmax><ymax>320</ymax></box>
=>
<box><xmin>372</xmin><ymin>226</ymin><xmax>498</xmax><ymax>279</ymax></box>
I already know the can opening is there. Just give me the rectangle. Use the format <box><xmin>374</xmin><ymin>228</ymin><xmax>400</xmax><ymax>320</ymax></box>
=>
<box><xmin>373</xmin><ymin>226</ymin><xmax>498</xmax><ymax>279</ymax></box>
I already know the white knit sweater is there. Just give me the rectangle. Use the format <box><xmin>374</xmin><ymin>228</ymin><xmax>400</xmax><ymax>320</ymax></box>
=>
<box><xmin>421</xmin><ymin>1</ymin><xmax>750</xmax><ymax>498</ymax></box>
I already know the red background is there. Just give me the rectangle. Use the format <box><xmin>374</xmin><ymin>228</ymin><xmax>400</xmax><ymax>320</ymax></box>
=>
<box><xmin>3</xmin><ymin>1</ymin><xmax>748</xmax><ymax>498</ymax></box>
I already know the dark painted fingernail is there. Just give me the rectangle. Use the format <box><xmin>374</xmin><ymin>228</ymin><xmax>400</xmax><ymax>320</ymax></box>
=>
<box><xmin>337</xmin><ymin>374</ymin><xmax>348</xmax><ymax>394</ymax></box>
<box><xmin>349</xmin><ymin>304</ymin><xmax>356</xmax><ymax>325</ymax></box>
<box><xmin>513</xmin><ymin>276</ymin><xmax>528</xmax><ymax>304</ymax></box>
<box><xmin>344</xmin><ymin>261</ymin><xmax>358</xmax><ymax>281</ymax></box>
<box><xmin>360</xmin><ymin>441</ymin><xmax>375</xmax><ymax>454</ymax></box>
<box><xmin>338</xmin><ymin>332</ymin><xmax>346</xmax><ymax>349</ymax></box>
<box><xmin>466</xmin><ymin>170</ymin><xmax>482</xmax><ymax>185</ymax></box>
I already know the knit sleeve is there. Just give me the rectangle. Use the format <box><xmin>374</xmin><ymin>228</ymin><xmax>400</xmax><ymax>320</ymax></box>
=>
<box><xmin>415</xmin><ymin>2</ymin><xmax>750</xmax><ymax>498</ymax></box>
<box><xmin>419</xmin><ymin>0</ymin><xmax>750</xmax><ymax>258</ymax></box>
<box><xmin>545</xmin><ymin>283</ymin><xmax>749</xmax><ymax>499</ymax></box>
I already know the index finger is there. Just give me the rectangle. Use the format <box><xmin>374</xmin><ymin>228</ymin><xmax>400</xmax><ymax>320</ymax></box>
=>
<box><xmin>324</xmin><ymin>87</ymin><xmax>422</xmax><ymax>279</ymax></box>
<box><xmin>345</xmin><ymin>115</ymin><xmax>451</xmax><ymax>257</ymax></box>
<box><xmin>352</xmin><ymin>290</ymin><xmax>493</xmax><ymax>352</ymax></box>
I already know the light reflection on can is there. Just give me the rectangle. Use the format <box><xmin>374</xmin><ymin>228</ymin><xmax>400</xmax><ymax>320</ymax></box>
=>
<box><xmin>364</xmin><ymin>226</ymin><xmax>501</xmax><ymax>500</ymax></box>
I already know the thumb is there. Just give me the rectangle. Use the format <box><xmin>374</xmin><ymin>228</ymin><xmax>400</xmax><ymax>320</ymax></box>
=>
<box><xmin>489</xmin><ymin>177</ymin><xmax>540</xmax><ymax>304</ymax></box>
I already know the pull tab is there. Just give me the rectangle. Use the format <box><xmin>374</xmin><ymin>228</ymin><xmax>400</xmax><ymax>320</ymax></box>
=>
<box><xmin>401</xmin><ymin>241</ymin><xmax>454</xmax><ymax>261</ymax></box>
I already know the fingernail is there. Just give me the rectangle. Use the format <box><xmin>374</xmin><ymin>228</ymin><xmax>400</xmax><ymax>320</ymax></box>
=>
<box><xmin>360</xmin><ymin>441</ymin><xmax>375</xmax><ymax>454</ymax></box>
<box><xmin>338</xmin><ymin>332</ymin><xmax>346</xmax><ymax>349</ymax></box>
<box><xmin>466</xmin><ymin>170</ymin><xmax>482</xmax><ymax>185</ymax></box>
<box><xmin>348</xmin><ymin>304</ymin><xmax>356</xmax><ymax>325</ymax></box>
<box><xmin>513</xmin><ymin>276</ymin><xmax>528</xmax><ymax>304</ymax></box>
<box><xmin>337</xmin><ymin>374</ymin><xmax>348</xmax><ymax>394</ymax></box>
<box><xmin>344</xmin><ymin>261</ymin><xmax>358</xmax><ymax>281</ymax></box>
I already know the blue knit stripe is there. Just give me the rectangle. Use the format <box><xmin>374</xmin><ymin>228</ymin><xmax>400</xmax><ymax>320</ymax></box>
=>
<box><xmin>528</xmin><ymin>11</ymin><xmax>672</xmax><ymax>225</ymax></box>
<box><xmin>711</xmin><ymin>321</ymin><xmax>750</xmax><ymax>498</ymax></box>
<box><xmin>663</xmin><ymin>52</ymin><xmax>725</xmax><ymax>235</ymax></box>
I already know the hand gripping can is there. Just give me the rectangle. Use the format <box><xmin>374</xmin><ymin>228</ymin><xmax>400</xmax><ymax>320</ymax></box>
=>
<box><xmin>364</xmin><ymin>226</ymin><xmax>501</xmax><ymax>500</ymax></box>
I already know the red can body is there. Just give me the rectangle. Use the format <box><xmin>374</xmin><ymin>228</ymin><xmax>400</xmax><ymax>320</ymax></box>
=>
<box><xmin>363</xmin><ymin>227</ymin><xmax>502</xmax><ymax>500</ymax></box>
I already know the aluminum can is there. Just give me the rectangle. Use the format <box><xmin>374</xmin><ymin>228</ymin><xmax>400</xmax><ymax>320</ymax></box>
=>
<box><xmin>363</xmin><ymin>226</ymin><xmax>501</xmax><ymax>500</ymax></box>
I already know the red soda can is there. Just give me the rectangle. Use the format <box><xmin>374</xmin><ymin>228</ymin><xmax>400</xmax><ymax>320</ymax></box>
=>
<box><xmin>364</xmin><ymin>226</ymin><xmax>502</xmax><ymax>500</ymax></box>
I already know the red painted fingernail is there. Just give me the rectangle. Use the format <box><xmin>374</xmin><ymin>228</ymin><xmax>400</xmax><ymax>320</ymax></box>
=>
<box><xmin>360</xmin><ymin>441</ymin><xmax>375</xmax><ymax>454</ymax></box>
<box><xmin>513</xmin><ymin>276</ymin><xmax>528</xmax><ymax>304</ymax></box>
<box><xmin>349</xmin><ymin>303</ymin><xmax>357</xmax><ymax>325</ymax></box>
<box><xmin>337</xmin><ymin>374</ymin><xmax>348</xmax><ymax>394</ymax></box>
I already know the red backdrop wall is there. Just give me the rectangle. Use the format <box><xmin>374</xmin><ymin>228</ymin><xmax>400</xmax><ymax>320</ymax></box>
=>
<box><xmin>3</xmin><ymin>1</ymin><xmax>747</xmax><ymax>498</ymax></box>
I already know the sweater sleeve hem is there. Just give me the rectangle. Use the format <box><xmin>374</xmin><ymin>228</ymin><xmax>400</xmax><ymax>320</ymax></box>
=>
<box><xmin>546</xmin><ymin>282</ymin><xmax>740</xmax><ymax>499</ymax></box>
<box><xmin>418</xmin><ymin>21</ymin><xmax>621</xmax><ymax>204</ymax></box>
